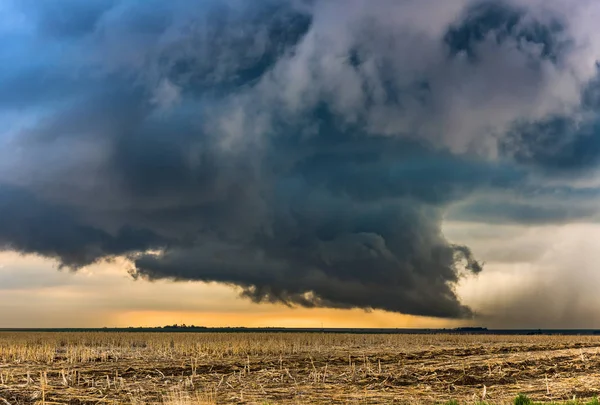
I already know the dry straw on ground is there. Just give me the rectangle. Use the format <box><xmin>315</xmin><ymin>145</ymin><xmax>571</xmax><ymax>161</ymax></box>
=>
<box><xmin>1</xmin><ymin>332</ymin><xmax>600</xmax><ymax>404</ymax></box>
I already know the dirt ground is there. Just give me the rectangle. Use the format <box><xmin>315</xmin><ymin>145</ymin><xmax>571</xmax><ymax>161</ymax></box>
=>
<box><xmin>1</xmin><ymin>332</ymin><xmax>600</xmax><ymax>404</ymax></box>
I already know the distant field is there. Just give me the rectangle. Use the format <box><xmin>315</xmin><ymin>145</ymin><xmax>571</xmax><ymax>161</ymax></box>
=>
<box><xmin>1</xmin><ymin>332</ymin><xmax>600</xmax><ymax>404</ymax></box>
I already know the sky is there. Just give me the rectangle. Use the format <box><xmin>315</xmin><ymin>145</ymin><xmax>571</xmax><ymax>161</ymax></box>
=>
<box><xmin>2</xmin><ymin>0</ymin><xmax>600</xmax><ymax>328</ymax></box>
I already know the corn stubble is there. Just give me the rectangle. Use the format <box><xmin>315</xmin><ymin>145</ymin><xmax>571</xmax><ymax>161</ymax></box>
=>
<box><xmin>0</xmin><ymin>332</ymin><xmax>600</xmax><ymax>404</ymax></box>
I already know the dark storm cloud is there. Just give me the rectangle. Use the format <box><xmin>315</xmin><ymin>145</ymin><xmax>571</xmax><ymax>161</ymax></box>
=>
<box><xmin>445</xmin><ymin>1</ymin><xmax>567</xmax><ymax>62</ymax></box>
<box><xmin>448</xmin><ymin>183</ymin><xmax>600</xmax><ymax>225</ymax></box>
<box><xmin>0</xmin><ymin>185</ymin><xmax>168</xmax><ymax>267</ymax></box>
<box><xmin>2</xmin><ymin>0</ymin><xmax>600</xmax><ymax>319</ymax></box>
<box><xmin>449</xmin><ymin>197</ymin><xmax>600</xmax><ymax>225</ymax></box>
<box><xmin>503</xmin><ymin>116</ymin><xmax>600</xmax><ymax>172</ymax></box>
<box><xmin>499</xmin><ymin>74</ymin><xmax>600</xmax><ymax>173</ymax></box>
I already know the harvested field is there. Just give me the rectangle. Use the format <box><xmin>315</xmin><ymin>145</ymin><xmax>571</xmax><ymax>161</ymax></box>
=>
<box><xmin>1</xmin><ymin>332</ymin><xmax>600</xmax><ymax>404</ymax></box>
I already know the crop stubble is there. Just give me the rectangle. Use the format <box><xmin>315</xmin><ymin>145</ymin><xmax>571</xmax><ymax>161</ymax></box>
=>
<box><xmin>0</xmin><ymin>332</ymin><xmax>599</xmax><ymax>404</ymax></box>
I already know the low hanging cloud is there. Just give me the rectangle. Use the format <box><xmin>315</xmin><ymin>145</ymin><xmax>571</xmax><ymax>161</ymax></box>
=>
<box><xmin>2</xmin><ymin>0</ymin><xmax>600</xmax><ymax>319</ymax></box>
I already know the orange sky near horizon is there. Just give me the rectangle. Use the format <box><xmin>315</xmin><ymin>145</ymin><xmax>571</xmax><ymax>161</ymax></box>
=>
<box><xmin>5</xmin><ymin>221</ymin><xmax>600</xmax><ymax>329</ymax></box>
<box><xmin>0</xmin><ymin>251</ymin><xmax>465</xmax><ymax>329</ymax></box>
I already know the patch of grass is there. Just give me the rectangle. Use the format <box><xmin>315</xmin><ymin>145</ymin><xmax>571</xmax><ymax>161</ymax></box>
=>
<box><xmin>515</xmin><ymin>394</ymin><xmax>533</xmax><ymax>405</ymax></box>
